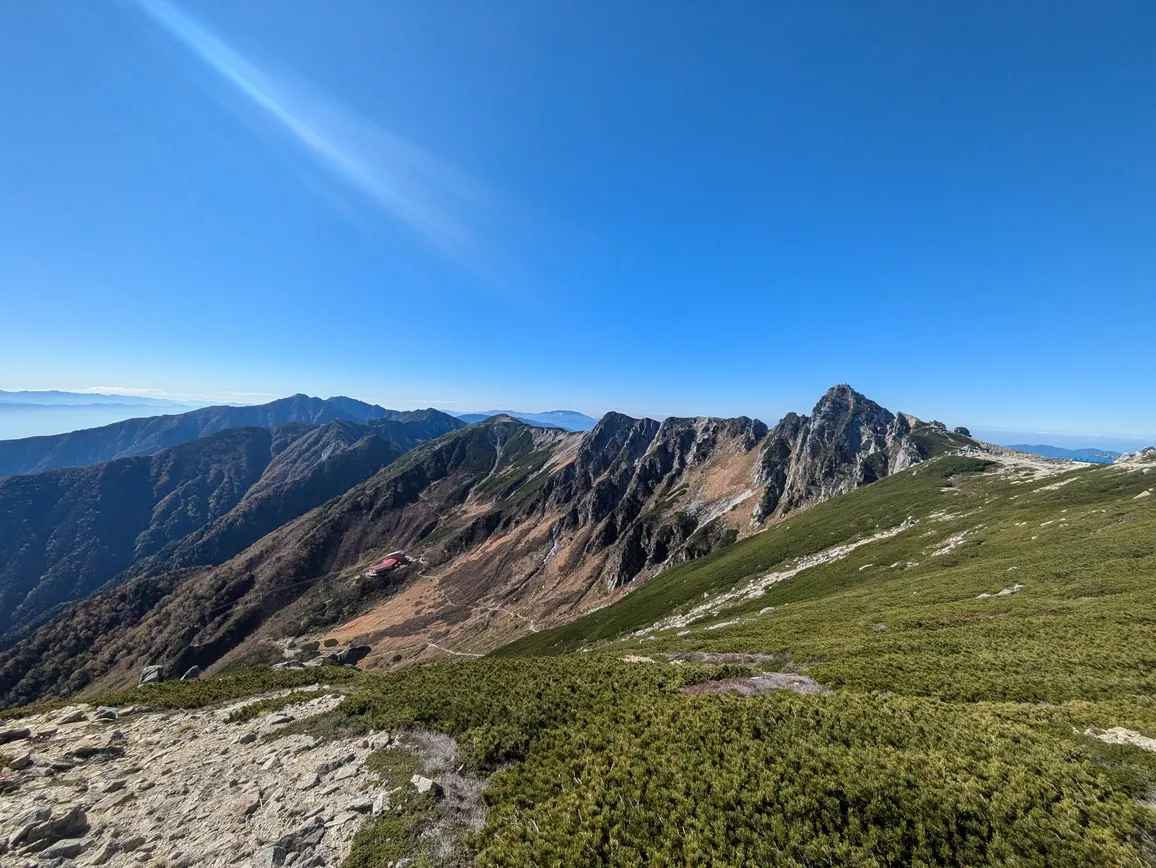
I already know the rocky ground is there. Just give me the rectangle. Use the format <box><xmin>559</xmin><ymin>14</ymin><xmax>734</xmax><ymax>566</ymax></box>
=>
<box><xmin>0</xmin><ymin>690</ymin><xmax>444</xmax><ymax>867</ymax></box>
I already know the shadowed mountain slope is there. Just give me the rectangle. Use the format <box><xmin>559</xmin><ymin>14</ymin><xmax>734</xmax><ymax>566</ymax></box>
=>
<box><xmin>0</xmin><ymin>413</ymin><xmax>463</xmax><ymax>653</ymax></box>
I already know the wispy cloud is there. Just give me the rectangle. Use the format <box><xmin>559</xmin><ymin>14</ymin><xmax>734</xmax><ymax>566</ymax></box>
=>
<box><xmin>86</xmin><ymin>385</ymin><xmax>167</xmax><ymax>396</ymax></box>
<box><xmin>133</xmin><ymin>0</ymin><xmax>493</xmax><ymax>264</ymax></box>
<box><xmin>88</xmin><ymin>385</ymin><xmax>281</xmax><ymax>403</ymax></box>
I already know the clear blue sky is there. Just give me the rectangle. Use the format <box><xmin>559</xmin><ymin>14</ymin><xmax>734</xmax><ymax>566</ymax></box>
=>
<box><xmin>2</xmin><ymin>1</ymin><xmax>1153</xmax><ymax>441</ymax></box>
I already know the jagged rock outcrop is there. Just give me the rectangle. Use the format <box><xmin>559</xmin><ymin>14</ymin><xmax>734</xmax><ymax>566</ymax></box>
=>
<box><xmin>752</xmin><ymin>385</ymin><xmax>928</xmax><ymax>522</ymax></box>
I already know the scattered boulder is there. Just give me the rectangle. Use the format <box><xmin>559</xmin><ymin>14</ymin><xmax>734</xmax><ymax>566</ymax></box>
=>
<box><xmin>302</xmin><ymin>657</ymin><xmax>325</xmax><ymax>668</ymax></box>
<box><xmin>9</xmin><ymin>752</ymin><xmax>34</xmax><ymax>770</ymax></box>
<box><xmin>40</xmin><ymin>838</ymin><xmax>86</xmax><ymax>860</ymax></box>
<box><xmin>8</xmin><ymin>805</ymin><xmax>89</xmax><ymax>853</ymax></box>
<box><xmin>953</xmin><ymin>426</ymin><xmax>971</xmax><ymax>437</ymax></box>
<box><xmin>255</xmin><ymin>844</ymin><xmax>287</xmax><ymax>867</ymax></box>
<box><xmin>90</xmin><ymin>838</ymin><xmax>121</xmax><ymax>865</ymax></box>
<box><xmin>316</xmin><ymin>754</ymin><xmax>356</xmax><ymax>777</ymax></box>
<box><xmin>93</xmin><ymin>706</ymin><xmax>118</xmax><ymax>721</ymax></box>
<box><xmin>0</xmin><ymin>727</ymin><xmax>31</xmax><ymax>745</ymax></box>
<box><xmin>326</xmin><ymin>646</ymin><xmax>372</xmax><ymax>667</ymax></box>
<box><xmin>276</xmin><ymin>817</ymin><xmax>326</xmax><ymax>852</ymax></box>
<box><xmin>138</xmin><ymin>665</ymin><xmax>164</xmax><ymax>687</ymax></box>
<box><xmin>55</xmin><ymin>708</ymin><xmax>85</xmax><ymax>725</ymax></box>
<box><xmin>409</xmin><ymin>774</ymin><xmax>443</xmax><ymax>798</ymax></box>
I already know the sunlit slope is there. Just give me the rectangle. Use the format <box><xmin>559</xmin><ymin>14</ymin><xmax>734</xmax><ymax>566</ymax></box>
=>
<box><xmin>499</xmin><ymin>453</ymin><xmax>1156</xmax><ymax>702</ymax></box>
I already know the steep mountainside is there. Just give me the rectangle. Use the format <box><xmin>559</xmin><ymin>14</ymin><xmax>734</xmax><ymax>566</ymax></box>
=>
<box><xmin>0</xmin><ymin>387</ymin><xmax>963</xmax><ymax>706</ymax></box>
<box><xmin>0</xmin><ymin>413</ymin><xmax>462</xmax><ymax>652</ymax></box>
<box><xmin>0</xmin><ymin>394</ymin><xmax>435</xmax><ymax>478</ymax></box>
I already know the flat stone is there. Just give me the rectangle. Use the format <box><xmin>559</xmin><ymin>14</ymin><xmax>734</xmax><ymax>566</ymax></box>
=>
<box><xmin>236</xmin><ymin>732</ymin><xmax>258</xmax><ymax>745</ymax></box>
<box><xmin>57</xmin><ymin>709</ymin><xmax>86</xmax><ymax>725</ymax></box>
<box><xmin>0</xmin><ymin>727</ymin><xmax>32</xmax><ymax>745</ymax></box>
<box><xmin>9</xmin><ymin>752</ymin><xmax>34</xmax><ymax>770</ymax></box>
<box><xmin>261</xmin><ymin>756</ymin><xmax>282</xmax><ymax>771</ymax></box>
<box><xmin>40</xmin><ymin>838</ymin><xmax>86</xmax><ymax>860</ymax></box>
<box><xmin>264</xmin><ymin>713</ymin><xmax>295</xmax><ymax>727</ymax></box>
<box><xmin>295</xmin><ymin>772</ymin><xmax>319</xmax><ymax>791</ymax></box>
<box><xmin>331</xmin><ymin>763</ymin><xmax>359</xmax><ymax>782</ymax></box>
<box><xmin>93</xmin><ymin>707</ymin><xmax>118</xmax><ymax>721</ymax></box>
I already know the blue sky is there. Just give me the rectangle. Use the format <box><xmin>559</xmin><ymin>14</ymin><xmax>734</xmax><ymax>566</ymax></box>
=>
<box><xmin>1</xmin><ymin>1</ymin><xmax>1154</xmax><ymax>442</ymax></box>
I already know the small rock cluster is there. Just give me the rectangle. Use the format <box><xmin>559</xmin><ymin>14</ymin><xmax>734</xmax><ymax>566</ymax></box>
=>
<box><xmin>0</xmin><ymin>692</ymin><xmax>413</xmax><ymax>867</ymax></box>
<box><xmin>271</xmin><ymin>647</ymin><xmax>372</xmax><ymax>673</ymax></box>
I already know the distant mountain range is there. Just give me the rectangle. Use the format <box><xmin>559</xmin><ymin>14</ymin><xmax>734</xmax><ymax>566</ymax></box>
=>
<box><xmin>0</xmin><ymin>394</ymin><xmax>451</xmax><ymax>478</ymax></box>
<box><xmin>1009</xmin><ymin>444</ymin><xmax>1120</xmax><ymax>463</ymax></box>
<box><xmin>0</xmin><ymin>389</ymin><xmax>202</xmax><ymax>408</ymax></box>
<box><xmin>0</xmin><ymin>390</ymin><xmax>210</xmax><ymax>442</ymax></box>
<box><xmin>449</xmin><ymin>409</ymin><xmax>598</xmax><ymax>431</ymax></box>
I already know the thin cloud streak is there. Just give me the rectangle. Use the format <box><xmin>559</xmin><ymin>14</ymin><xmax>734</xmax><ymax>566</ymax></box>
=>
<box><xmin>133</xmin><ymin>0</ymin><xmax>491</xmax><ymax>262</ymax></box>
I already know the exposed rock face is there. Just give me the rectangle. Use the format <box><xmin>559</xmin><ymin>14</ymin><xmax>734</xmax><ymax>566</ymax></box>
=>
<box><xmin>546</xmin><ymin>413</ymin><xmax>768</xmax><ymax>587</ymax></box>
<box><xmin>753</xmin><ymin>385</ymin><xmax>926</xmax><ymax>522</ymax></box>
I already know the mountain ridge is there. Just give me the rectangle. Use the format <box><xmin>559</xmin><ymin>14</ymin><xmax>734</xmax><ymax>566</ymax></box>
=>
<box><xmin>0</xmin><ymin>385</ymin><xmax>968</xmax><ymax>706</ymax></box>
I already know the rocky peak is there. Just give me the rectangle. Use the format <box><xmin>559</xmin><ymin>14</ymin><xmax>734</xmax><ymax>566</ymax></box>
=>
<box><xmin>752</xmin><ymin>385</ymin><xmax>926</xmax><ymax>522</ymax></box>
